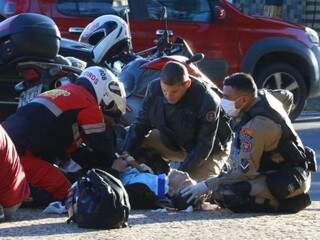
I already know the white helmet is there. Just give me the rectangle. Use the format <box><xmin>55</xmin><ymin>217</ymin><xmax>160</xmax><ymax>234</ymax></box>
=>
<box><xmin>79</xmin><ymin>15</ymin><xmax>131</xmax><ymax>64</ymax></box>
<box><xmin>79</xmin><ymin>66</ymin><xmax>126</xmax><ymax>115</ymax></box>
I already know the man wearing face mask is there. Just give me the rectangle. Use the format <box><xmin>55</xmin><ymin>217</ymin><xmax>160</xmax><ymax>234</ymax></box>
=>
<box><xmin>181</xmin><ymin>72</ymin><xmax>316</xmax><ymax>213</ymax></box>
<box><xmin>121</xmin><ymin>61</ymin><xmax>230</xmax><ymax>180</ymax></box>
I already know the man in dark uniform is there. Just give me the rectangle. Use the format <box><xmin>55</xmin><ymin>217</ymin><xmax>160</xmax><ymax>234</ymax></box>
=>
<box><xmin>121</xmin><ymin>61</ymin><xmax>229</xmax><ymax>180</ymax></box>
<box><xmin>3</xmin><ymin>66</ymin><xmax>127</xmax><ymax>202</ymax></box>
<box><xmin>181</xmin><ymin>72</ymin><xmax>315</xmax><ymax>213</ymax></box>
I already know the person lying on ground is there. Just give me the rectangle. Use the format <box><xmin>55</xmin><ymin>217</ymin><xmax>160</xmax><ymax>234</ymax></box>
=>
<box><xmin>112</xmin><ymin>149</ymin><xmax>202</xmax><ymax>210</ymax></box>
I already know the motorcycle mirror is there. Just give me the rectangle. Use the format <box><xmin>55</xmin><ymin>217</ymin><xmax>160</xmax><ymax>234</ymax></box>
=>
<box><xmin>186</xmin><ymin>53</ymin><xmax>204</xmax><ymax>64</ymax></box>
<box><xmin>119</xmin><ymin>8</ymin><xmax>133</xmax><ymax>51</ymax></box>
<box><xmin>160</xmin><ymin>5</ymin><xmax>169</xmax><ymax>32</ymax></box>
<box><xmin>160</xmin><ymin>5</ymin><xmax>167</xmax><ymax>21</ymax></box>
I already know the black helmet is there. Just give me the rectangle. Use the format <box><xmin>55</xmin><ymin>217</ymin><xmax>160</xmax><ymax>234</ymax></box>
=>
<box><xmin>66</xmin><ymin>169</ymin><xmax>130</xmax><ymax>229</ymax></box>
<box><xmin>0</xmin><ymin>13</ymin><xmax>61</xmax><ymax>63</ymax></box>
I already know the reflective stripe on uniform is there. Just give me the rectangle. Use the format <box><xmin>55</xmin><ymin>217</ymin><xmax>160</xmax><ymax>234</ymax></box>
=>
<box><xmin>81</xmin><ymin>123</ymin><xmax>106</xmax><ymax>134</ymax></box>
<box><xmin>32</xmin><ymin>98</ymin><xmax>62</xmax><ymax>117</ymax></box>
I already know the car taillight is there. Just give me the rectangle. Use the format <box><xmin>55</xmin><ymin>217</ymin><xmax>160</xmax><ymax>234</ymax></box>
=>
<box><xmin>3</xmin><ymin>0</ymin><xmax>30</xmax><ymax>17</ymax></box>
<box><xmin>22</xmin><ymin>68</ymin><xmax>40</xmax><ymax>82</ymax></box>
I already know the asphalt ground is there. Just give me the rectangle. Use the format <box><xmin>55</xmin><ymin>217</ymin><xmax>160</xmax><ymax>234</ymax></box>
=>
<box><xmin>0</xmin><ymin>109</ymin><xmax>319</xmax><ymax>240</ymax></box>
<box><xmin>0</xmin><ymin>202</ymin><xmax>319</xmax><ymax>240</ymax></box>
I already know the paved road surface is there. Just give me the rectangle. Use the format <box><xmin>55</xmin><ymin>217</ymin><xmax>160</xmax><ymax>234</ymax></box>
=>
<box><xmin>0</xmin><ymin>112</ymin><xmax>319</xmax><ymax>240</ymax></box>
<box><xmin>0</xmin><ymin>202</ymin><xmax>319</xmax><ymax>240</ymax></box>
<box><xmin>294</xmin><ymin>113</ymin><xmax>320</xmax><ymax>201</ymax></box>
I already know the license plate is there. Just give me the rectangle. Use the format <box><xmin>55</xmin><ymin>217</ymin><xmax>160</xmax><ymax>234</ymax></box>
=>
<box><xmin>18</xmin><ymin>84</ymin><xmax>43</xmax><ymax>108</ymax></box>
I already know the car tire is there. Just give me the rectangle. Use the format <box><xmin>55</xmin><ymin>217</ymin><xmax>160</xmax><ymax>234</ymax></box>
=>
<box><xmin>255</xmin><ymin>62</ymin><xmax>307</xmax><ymax>120</ymax></box>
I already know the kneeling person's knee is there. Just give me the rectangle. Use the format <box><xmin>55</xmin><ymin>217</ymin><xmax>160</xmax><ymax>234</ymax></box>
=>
<box><xmin>214</xmin><ymin>181</ymin><xmax>278</xmax><ymax>213</ymax></box>
<box><xmin>266</xmin><ymin>167</ymin><xmax>311</xmax><ymax>213</ymax></box>
<box><xmin>266</xmin><ymin>167</ymin><xmax>310</xmax><ymax>199</ymax></box>
<box><xmin>214</xmin><ymin>181</ymin><xmax>251</xmax><ymax>210</ymax></box>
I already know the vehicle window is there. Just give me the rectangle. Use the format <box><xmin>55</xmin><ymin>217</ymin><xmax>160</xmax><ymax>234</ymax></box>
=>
<box><xmin>146</xmin><ymin>0</ymin><xmax>212</xmax><ymax>22</ymax></box>
<box><xmin>227</xmin><ymin>0</ymin><xmax>263</xmax><ymax>15</ymax></box>
<box><xmin>0</xmin><ymin>1</ymin><xmax>4</xmax><ymax>16</ymax></box>
<box><xmin>57</xmin><ymin>0</ymin><xmax>128</xmax><ymax>17</ymax></box>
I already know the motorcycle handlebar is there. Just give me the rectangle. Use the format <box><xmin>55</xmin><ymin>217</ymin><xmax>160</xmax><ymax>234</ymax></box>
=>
<box><xmin>135</xmin><ymin>42</ymin><xmax>190</xmax><ymax>59</ymax></box>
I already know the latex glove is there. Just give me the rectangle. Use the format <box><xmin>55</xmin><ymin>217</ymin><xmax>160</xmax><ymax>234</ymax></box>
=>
<box><xmin>180</xmin><ymin>181</ymin><xmax>209</xmax><ymax>203</ymax></box>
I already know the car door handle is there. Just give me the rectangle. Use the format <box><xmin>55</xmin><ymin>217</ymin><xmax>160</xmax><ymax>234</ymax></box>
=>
<box><xmin>68</xmin><ymin>27</ymin><xmax>84</xmax><ymax>34</ymax></box>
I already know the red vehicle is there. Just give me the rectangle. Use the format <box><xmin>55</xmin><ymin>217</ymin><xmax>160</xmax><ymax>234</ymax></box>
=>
<box><xmin>1</xmin><ymin>0</ymin><xmax>320</xmax><ymax>118</ymax></box>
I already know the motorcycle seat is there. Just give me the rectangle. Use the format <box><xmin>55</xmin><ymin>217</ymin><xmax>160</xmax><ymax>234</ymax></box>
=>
<box><xmin>60</xmin><ymin>38</ymin><xmax>94</xmax><ymax>65</ymax></box>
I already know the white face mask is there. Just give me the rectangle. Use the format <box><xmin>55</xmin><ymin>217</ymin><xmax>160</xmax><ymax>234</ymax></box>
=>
<box><xmin>220</xmin><ymin>98</ymin><xmax>240</xmax><ymax>117</ymax></box>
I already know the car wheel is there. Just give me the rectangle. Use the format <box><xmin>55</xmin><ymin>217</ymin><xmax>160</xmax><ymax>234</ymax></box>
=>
<box><xmin>255</xmin><ymin>63</ymin><xmax>307</xmax><ymax>120</ymax></box>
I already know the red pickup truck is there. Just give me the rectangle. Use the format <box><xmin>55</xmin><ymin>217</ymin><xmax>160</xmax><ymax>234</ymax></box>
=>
<box><xmin>1</xmin><ymin>0</ymin><xmax>320</xmax><ymax>119</ymax></box>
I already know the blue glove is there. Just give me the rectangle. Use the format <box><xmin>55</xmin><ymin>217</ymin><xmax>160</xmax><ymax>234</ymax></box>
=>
<box><xmin>180</xmin><ymin>181</ymin><xmax>209</xmax><ymax>203</ymax></box>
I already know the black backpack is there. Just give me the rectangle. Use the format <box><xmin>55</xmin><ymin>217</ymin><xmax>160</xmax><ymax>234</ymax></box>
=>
<box><xmin>67</xmin><ymin>169</ymin><xmax>130</xmax><ymax>229</ymax></box>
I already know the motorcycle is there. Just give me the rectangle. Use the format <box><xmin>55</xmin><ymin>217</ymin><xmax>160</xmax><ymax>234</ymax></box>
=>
<box><xmin>58</xmin><ymin>7</ymin><xmax>191</xmax><ymax>75</ymax></box>
<box><xmin>0</xmin><ymin>13</ymin><xmax>85</xmax><ymax>112</ymax></box>
<box><xmin>56</xmin><ymin>6</ymin><xmax>221</xmax><ymax>126</ymax></box>
<box><xmin>1</xmin><ymin>6</ymin><xmax>215</xmax><ymax>124</ymax></box>
<box><xmin>15</xmin><ymin>59</ymin><xmax>84</xmax><ymax>108</ymax></box>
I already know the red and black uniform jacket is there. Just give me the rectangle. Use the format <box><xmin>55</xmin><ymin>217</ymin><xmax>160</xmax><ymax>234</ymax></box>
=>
<box><xmin>3</xmin><ymin>83</ymin><xmax>116</xmax><ymax>170</ymax></box>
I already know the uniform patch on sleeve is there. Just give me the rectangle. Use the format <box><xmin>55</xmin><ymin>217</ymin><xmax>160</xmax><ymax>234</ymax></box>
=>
<box><xmin>241</xmin><ymin>141</ymin><xmax>252</xmax><ymax>152</ymax></box>
<box><xmin>240</xmin><ymin>158</ymin><xmax>250</xmax><ymax>173</ymax></box>
<box><xmin>206</xmin><ymin>111</ymin><xmax>216</xmax><ymax>122</ymax></box>
<box><xmin>239</xmin><ymin>128</ymin><xmax>253</xmax><ymax>152</ymax></box>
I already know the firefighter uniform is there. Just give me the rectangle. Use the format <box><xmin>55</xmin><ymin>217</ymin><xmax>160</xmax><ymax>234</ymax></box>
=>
<box><xmin>3</xmin><ymin>81</ymin><xmax>117</xmax><ymax>201</ymax></box>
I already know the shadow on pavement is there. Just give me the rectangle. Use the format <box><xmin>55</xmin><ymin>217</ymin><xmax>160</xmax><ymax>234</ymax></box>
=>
<box><xmin>128</xmin><ymin>209</ymin><xmax>272</xmax><ymax>226</ymax></box>
<box><xmin>1</xmin><ymin>206</ymin><xmax>316</xmax><ymax>238</ymax></box>
<box><xmin>6</xmin><ymin>209</ymin><xmax>66</xmax><ymax>223</ymax></box>
<box><xmin>0</xmin><ymin>222</ymin><xmax>96</xmax><ymax>238</ymax></box>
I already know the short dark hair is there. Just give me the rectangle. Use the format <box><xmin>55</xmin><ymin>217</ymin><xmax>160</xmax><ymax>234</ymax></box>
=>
<box><xmin>160</xmin><ymin>61</ymin><xmax>188</xmax><ymax>85</ymax></box>
<box><xmin>223</xmin><ymin>72</ymin><xmax>257</xmax><ymax>96</ymax></box>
